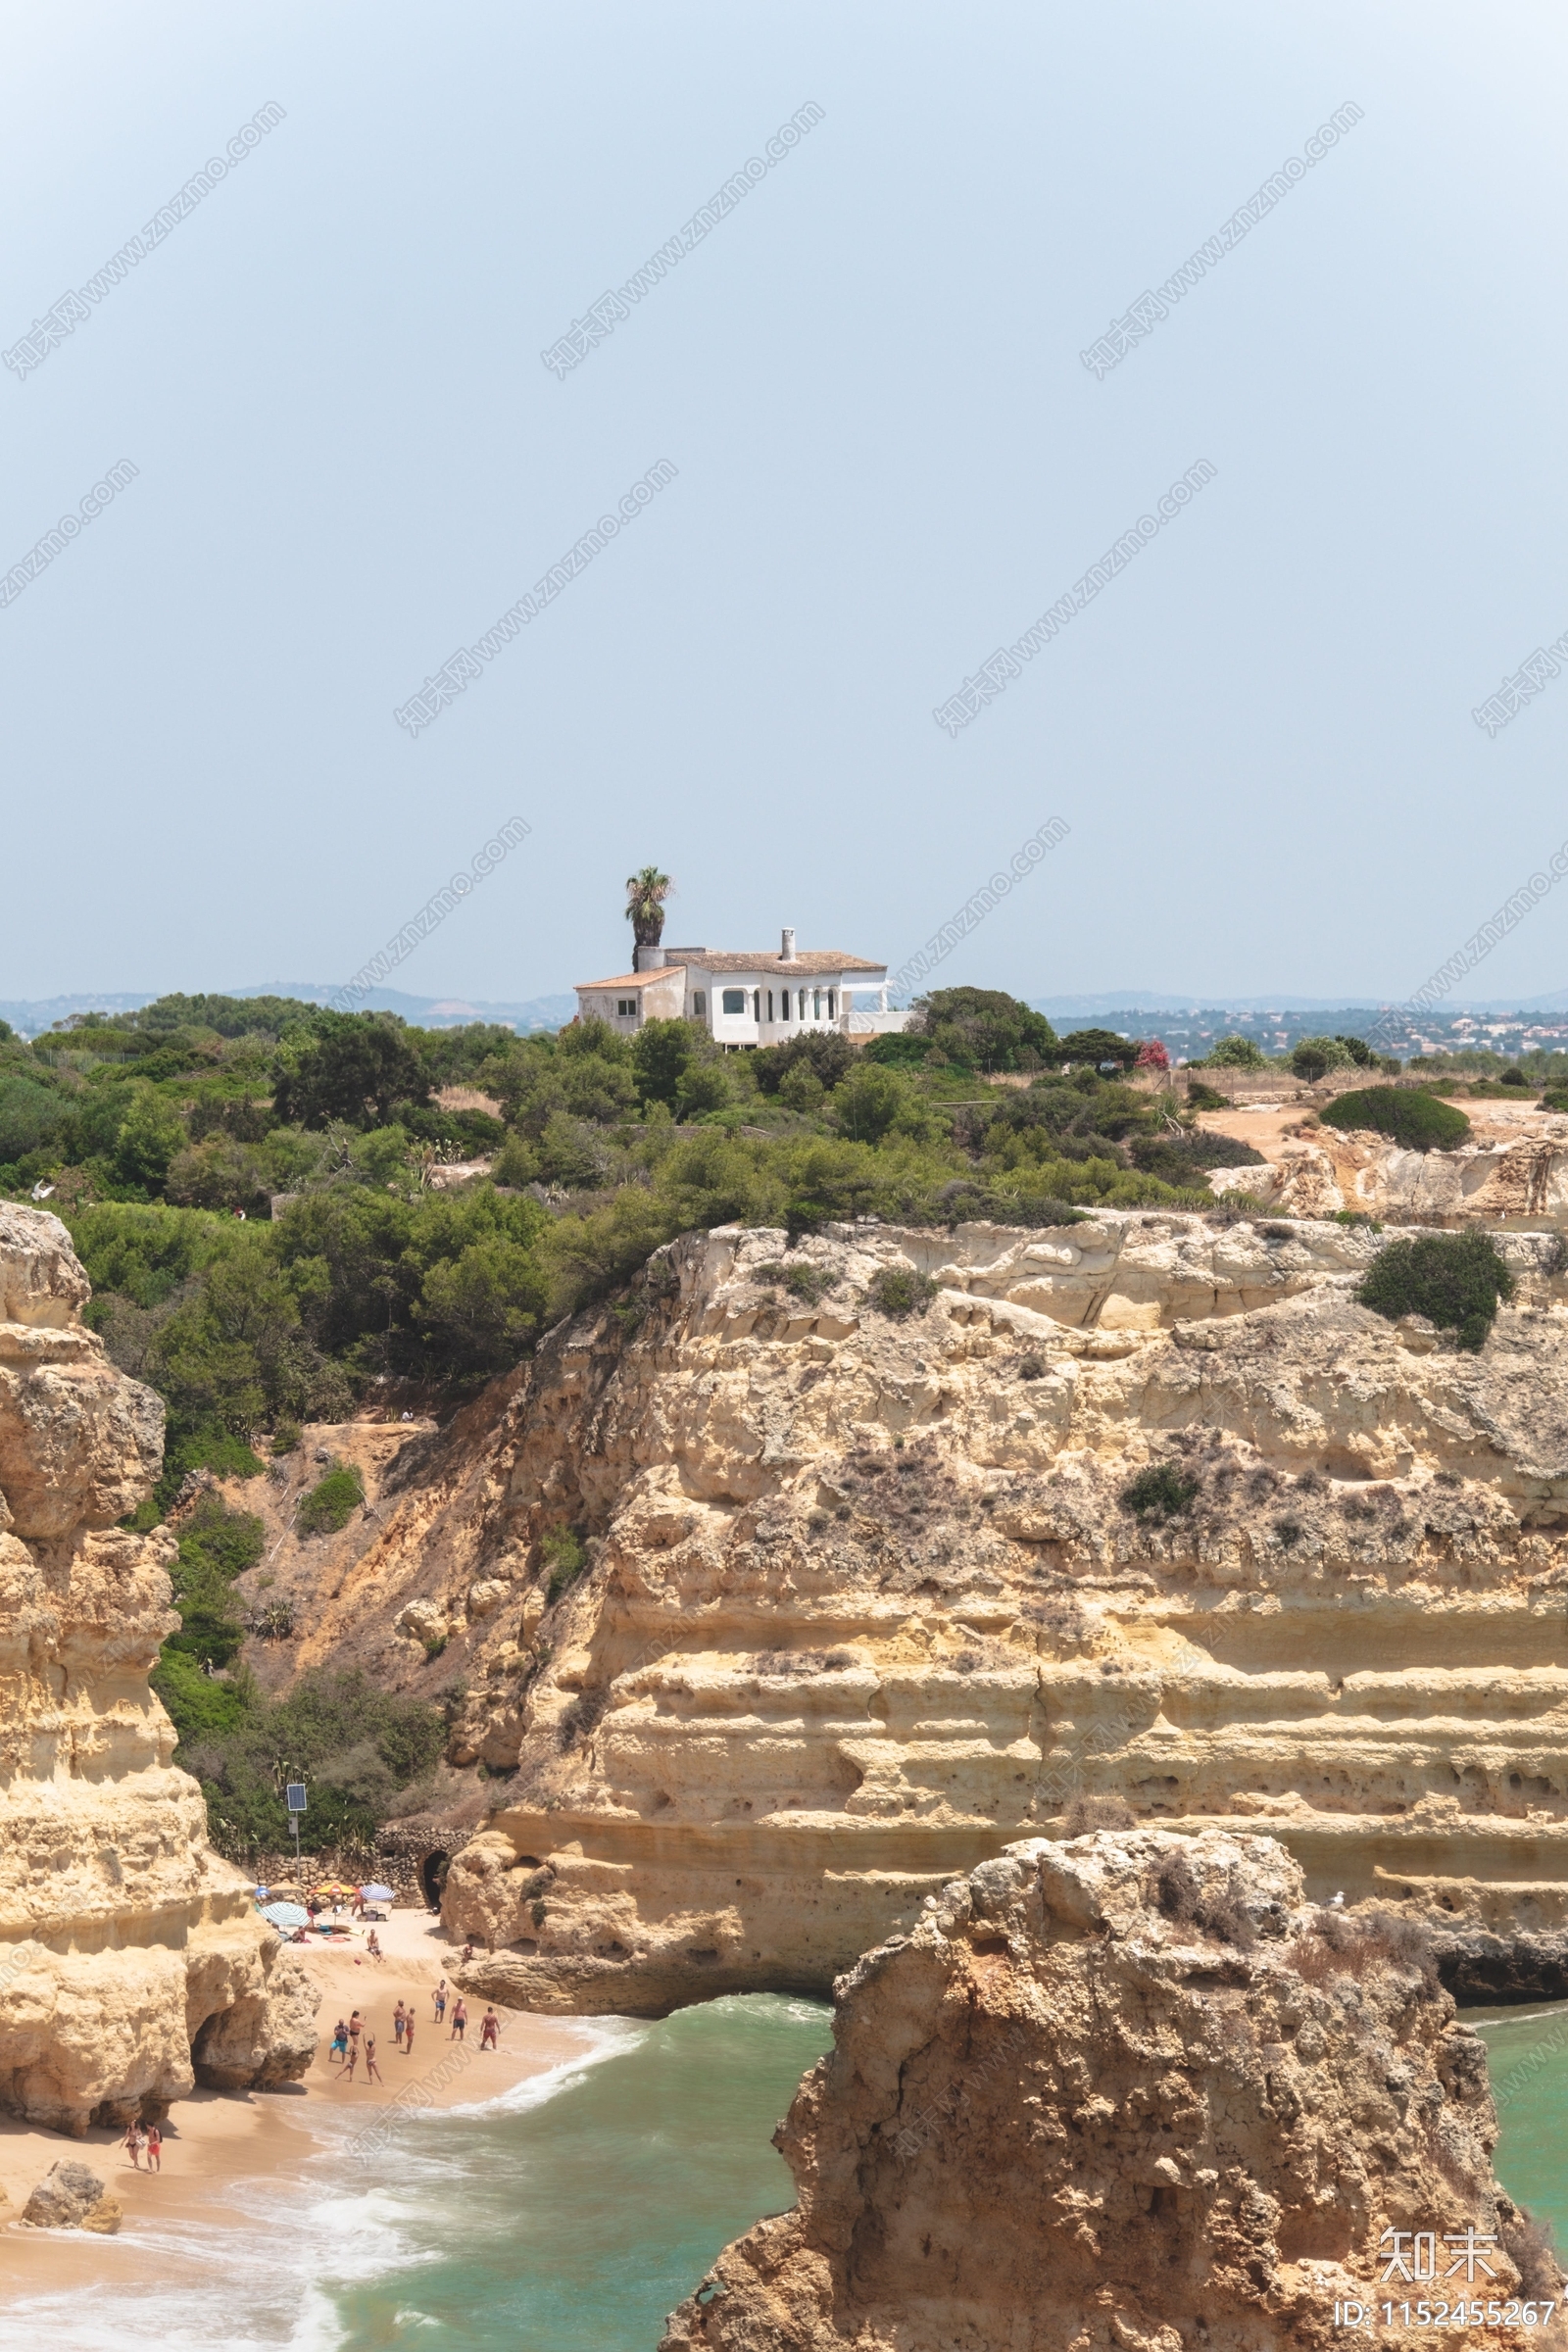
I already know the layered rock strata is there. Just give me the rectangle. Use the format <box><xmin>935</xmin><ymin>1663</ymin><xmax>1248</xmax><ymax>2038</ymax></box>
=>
<box><xmin>256</xmin><ymin>1207</ymin><xmax>1568</xmax><ymax>2015</ymax></box>
<box><xmin>662</xmin><ymin>1831</ymin><xmax>1559</xmax><ymax>2352</ymax></box>
<box><xmin>0</xmin><ymin>1204</ymin><xmax>316</xmax><ymax>2132</ymax></box>
<box><xmin>1209</xmin><ymin>1112</ymin><xmax>1568</xmax><ymax>1223</ymax></box>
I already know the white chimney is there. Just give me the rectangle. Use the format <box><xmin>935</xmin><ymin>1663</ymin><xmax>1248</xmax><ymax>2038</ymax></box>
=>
<box><xmin>780</xmin><ymin>926</ymin><xmax>796</xmax><ymax>960</ymax></box>
<box><xmin>633</xmin><ymin>945</ymin><xmax>665</xmax><ymax>970</ymax></box>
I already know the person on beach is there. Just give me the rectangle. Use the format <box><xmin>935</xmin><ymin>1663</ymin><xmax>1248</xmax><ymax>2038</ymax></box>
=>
<box><xmin>450</xmin><ymin>1997</ymin><xmax>467</xmax><ymax>2041</ymax></box>
<box><xmin>462</xmin><ymin>1939</ymin><xmax>475</xmax><ymax>1963</ymax></box>
<box><xmin>479</xmin><ymin>2008</ymin><xmax>499</xmax><ymax>2051</ymax></box>
<box><xmin>364</xmin><ymin>2033</ymin><xmax>382</xmax><ymax>2083</ymax></box>
<box><xmin>329</xmin><ymin>2017</ymin><xmax>349</xmax><ymax>2064</ymax></box>
<box><xmin>403</xmin><ymin>2010</ymin><xmax>416</xmax><ymax>2056</ymax></box>
<box><xmin>123</xmin><ymin>2120</ymin><xmax>144</xmax><ymax>2169</ymax></box>
<box><xmin>433</xmin><ymin>1980</ymin><xmax>447</xmax><ymax>2025</ymax></box>
<box><xmin>343</xmin><ymin>2034</ymin><xmax>359</xmax><ymax>2082</ymax></box>
<box><xmin>367</xmin><ymin>1929</ymin><xmax>383</xmax><ymax>1962</ymax></box>
<box><xmin>145</xmin><ymin>2125</ymin><xmax>162</xmax><ymax>2174</ymax></box>
<box><xmin>393</xmin><ymin>2000</ymin><xmax>407</xmax><ymax>2047</ymax></box>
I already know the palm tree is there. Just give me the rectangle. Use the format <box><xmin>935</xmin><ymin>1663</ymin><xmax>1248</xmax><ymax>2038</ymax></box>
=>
<box><xmin>624</xmin><ymin>866</ymin><xmax>673</xmax><ymax>950</ymax></box>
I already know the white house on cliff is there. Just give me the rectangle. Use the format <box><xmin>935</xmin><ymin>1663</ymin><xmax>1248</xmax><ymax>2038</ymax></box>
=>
<box><xmin>575</xmin><ymin>929</ymin><xmax>905</xmax><ymax>1047</ymax></box>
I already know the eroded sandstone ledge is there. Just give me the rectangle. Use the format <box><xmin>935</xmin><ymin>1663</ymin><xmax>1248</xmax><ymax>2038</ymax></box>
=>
<box><xmin>0</xmin><ymin>1204</ymin><xmax>316</xmax><ymax>2132</ymax></box>
<box><xmin>662</xmin><ymin>1831</ymin><xmax>1560</xmax><ymax>2352</ymax></box>
<box><xmin>239</xmin><ymin>1205</ymin><xmax>1568</xmax><ymax>2018</ymax></box>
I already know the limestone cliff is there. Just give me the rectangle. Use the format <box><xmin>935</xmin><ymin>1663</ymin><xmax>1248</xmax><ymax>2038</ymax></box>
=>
<box><xmin>662</xmin><ymin>1831</ymin><xmax>1560</xmax><ymax>2352</ymax></box>
<box><xmin>361</xmin><ymin>1207</ymin><xmax>1568</xmax><ymax>2017</ymax></box>
<box><xmin>1208</xmin><ymin>1105</ymin><xmax>1568</xmax><ymax>1223</ymax></box>
<box><xmin>0</xmin><ymin>1204</ymin><xmax>316</xmax><ymax>2132</ymax></box>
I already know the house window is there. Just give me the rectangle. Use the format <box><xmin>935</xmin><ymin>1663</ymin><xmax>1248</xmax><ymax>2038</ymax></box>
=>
<box><xmin>827</xmin><ymin>990</ymin><xmax>836</xmax><ymax>1019</ymax></box>
<box><xmin>616</xmin><ymin>999</ymin><xmax>636</xmax><ymax>1017</ymax></box>
<box><xmin>766</xmin><ymin>991</ymin><xmax>774</xmax><ymax>1021</ymax></box>
<box><xmin>779</xmin><ymin>990</ymin><xmax>790</xmax><ymax>1022</ymax></box>
<box><xmin>798</xmin><ymin>990</ymin><xmax>807</xmax><ymax>1020</ymax></box>
<box><xmin>812</xmin><ymin>989</ymin><xmax>821</xmax><ymax>1019</ymax></box>
<box><xmin>721</xmin><ymin>989</ymin><xmax>747</xmax><ymax>1015</ymax></box>
<box><xmin>753</xmin><ymin>990</ymin><xmax>760</xmax><ymax>1019</ymax></box>
<box><xmin>692</xmin><ymin>992</ymin><xmax>707</xmax><ymax>1016</ymax></box>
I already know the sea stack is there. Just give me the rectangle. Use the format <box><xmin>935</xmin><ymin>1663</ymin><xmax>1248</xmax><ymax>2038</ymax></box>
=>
<box><xmin>662</xmin><ymin>1829</ymin><xmax>1560</xmax><ymax>2351</ymax></box>
<box><xmin>0</xmin><ymin>1203</ymin><xmax>317</xmax><ymax>2132</ymax></box>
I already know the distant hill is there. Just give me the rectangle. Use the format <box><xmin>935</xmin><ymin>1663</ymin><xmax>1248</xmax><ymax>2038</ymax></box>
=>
<box><xmin>0</xmin><ymin>985</ymin><xmax>575</xmax><ymax>1040</ymax></box>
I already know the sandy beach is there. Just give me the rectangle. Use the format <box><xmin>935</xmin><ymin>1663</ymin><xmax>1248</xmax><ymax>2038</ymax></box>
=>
<box><xmin>0</xmin><ymin>1900</ymin><xmax>599</xmax><ymax>2293</ymax></box>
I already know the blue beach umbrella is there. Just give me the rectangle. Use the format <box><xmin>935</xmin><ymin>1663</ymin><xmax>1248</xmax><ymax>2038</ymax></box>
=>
<box><xmin>261</xmin><ymin>1901</ymin><xmax>311</xmax><ymax>1930</ymax></box>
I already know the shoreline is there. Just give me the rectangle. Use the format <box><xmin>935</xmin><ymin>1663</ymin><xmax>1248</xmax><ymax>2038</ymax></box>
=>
<box><xmin>0</xmin><ymin>1903</ymin><xmax>606</xmax><ymax>2297</ymax></box>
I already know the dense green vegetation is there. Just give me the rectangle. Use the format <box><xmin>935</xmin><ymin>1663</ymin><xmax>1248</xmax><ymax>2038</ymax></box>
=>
<box><xmin>1320</xmin><ymin>1086</ymin><xmax>1472</xmax><ymax>1152</ymax></box>
<box><xmin>1357</xmin><ymin>1230</ymin><xmax>1515</xmax><ymax>1351</ymax></box>
<box><xmin>148</xmin><ymin>1494</ymin><xmax>449</xmax><ymax>1856</ymax></box>
<box><xmin>0</xmin><ymin>982</ymin><xmax>1297</xmax><ymax>1853</ymax></box>
<box><xmin>2</xmin><ymin>988</ymin><xmax>1223</xmax><ymax>1455</ymax></box>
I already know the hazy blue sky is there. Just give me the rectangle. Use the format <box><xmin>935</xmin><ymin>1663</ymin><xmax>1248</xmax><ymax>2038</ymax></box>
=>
<box><xmin>4</xmin><ymin>1</ymin><xmax>1567</xmax><ymax>1008</ymax></box>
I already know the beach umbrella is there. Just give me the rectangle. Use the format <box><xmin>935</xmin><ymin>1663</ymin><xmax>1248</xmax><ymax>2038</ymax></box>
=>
<box><xmin>261</xmin><ymin>1900</ymin><xmax>311</xmax><ymax>1930</ymax></box>
<box><xmin>358</xmin><ymin>1884</ymin><xmax>395</xmax><ymax>1902</ymax></box>
<box><xmin>312</xmin><ymin>1882</ymin><xmax>352</xmax><ymax>1897</ymax></box>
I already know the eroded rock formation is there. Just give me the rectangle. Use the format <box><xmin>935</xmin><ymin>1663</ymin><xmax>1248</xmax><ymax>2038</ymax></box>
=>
<box><xmin>1209</xmin><ymin>1111</ymin><xmax>1568</xmax><ymax>1223</ymax></box>
<box><xmin>662</xmin><ymin>1831</ymin><xmax>1559</xmax><ymax>2352</ymax></box>
<box><xmin>240</xmin><ymin>1206</ymin><xmax>1568</xmax><ymax>2017</ymax></box>
<box><xmin>0</xmin><ymin>1204</ymin><xmax>317</xmax><ymax>2132</ymax></box>
<box><xmin>423</xmin><ymin>1212</ymin><xmax>1568</xmax><ymax>2013</ymax></box>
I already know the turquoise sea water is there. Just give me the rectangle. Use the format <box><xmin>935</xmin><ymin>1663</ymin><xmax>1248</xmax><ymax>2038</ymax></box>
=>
<box><xmin>323</xmin><ymin>1994</ymin><xmax>833</xmax><ymax>2350</ymax></box>
<box><xmin>19</xmin><ymin>1992</ymin><xmax>1562</xmax><ymax>2347</ymax></box>
<box><xmin>1472</xmin><ymin>2002</ymin><xmax>1568</xmax><ymax>2249</ymax></box>
<box><xmin>12</xmin><ymin>1994</ymin><xmax>833</xmax><ymax>2352</ymax></box>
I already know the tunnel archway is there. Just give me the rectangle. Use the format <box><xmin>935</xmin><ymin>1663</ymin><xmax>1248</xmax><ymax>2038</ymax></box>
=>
<box><xmin>419</xmin><ymin>1850</ymin><xmax>449</xmax><ymax>1911</ymax></box>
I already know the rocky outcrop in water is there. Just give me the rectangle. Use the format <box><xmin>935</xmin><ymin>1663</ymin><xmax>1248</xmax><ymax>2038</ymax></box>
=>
<box><xmin>662</xmin><ymin>1831</ymin><xmax>1560</xmax><ymax>2352</ymax></box>
<box><xmin>0</xmin><ymin>1205</ymin><xmax>317</xmax><ymax>2132</ymax></box>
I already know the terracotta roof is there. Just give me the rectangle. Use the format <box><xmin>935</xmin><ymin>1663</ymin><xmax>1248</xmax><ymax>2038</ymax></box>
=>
<box><xmin>675</xmin><ymin>951</ymin><xmax>886</xmax><ymax>976</ymax></box>
<box><xmin>574</xmin><ymin>967</ymin><xmax>689</xmax><ymax>992</ymax></box>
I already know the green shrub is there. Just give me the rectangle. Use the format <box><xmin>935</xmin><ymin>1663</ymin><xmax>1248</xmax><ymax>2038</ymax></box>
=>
<box><xmin>1185</xmin><ymin>1080</ymin><xmax>1229</xmax><ymax>1109</ymax></box>
<box><xmin>907</xmin><ymin>989</ymin><xmax>1058</xmax><ymax>1074</ymax></box>
<box><xmin>1204</xmin><ymin>1036</ymin><xmax>1266</xmax><ymax>1070</ymax></box>
<box><xmin>182</xmin><ymin>1666</ymin><xmax>445</xmax><ymax>1857</ymax></box>
<box><xmin>1122</xmin><ymin>1462</ymin><xmax>1198</xmax><ymax>1519</ymax></box>
<box><xmin>543</xmin><ymin>1527</ymin><xmax>587</xmax><ymax>1603</ymax></box>
<box><xmin>861</xmin><ymin>1033</ymin><xmax>931</xmax><ymax>1069</ymax></box>
<box><xmin>865</xmin><ymin>1264</ymin><xmax>939</xmax><ymax>1318</ymax></box>
<box><xmin>1057</xmin><ymin>1028</ymin><xmax>1139</xmax><ymax>1072</ymax></box>
<box><xmin>155</xmin><ymin>1429</ymin><xmax>267</xmax><ymax>1516</ymax></box>
<box><xmin>1320</xmin><ymin>1086</ymin><xmax>1471</xmax><ymax>1153</ymax></box>
<box><xmin>270</xmin><ymin>1418</ymin><xmax>301</xmax><ymax>1455</ymax></box>
<box><xmin>1357</xmin><ymin>1230</ymin><xmax>1515</xmax><ymax>1351</ymax></box>
<box><xmin>297</xmin><ymin>1460</ymin><xmax>365</xmax><ymax>1535</ymax></box>
<box><xmin>160</xmin><ymin>1497</ymin><xmax>267</xmax><ymax>1669</ymax></box>
<box><xmin>1128</xmin><ymin>1133</ymin><xmax>1264</xmax><ymax>1184</ymax></box>
<box><xmin>1290</xmin><ymin>1036</ymin><xmax>1357</xmax><ymax>1082</ymax></box>
<box><xmin>757</xmin><ymin>1259</ymin><xmax>833</xmax><ymax>1304</ymax></box>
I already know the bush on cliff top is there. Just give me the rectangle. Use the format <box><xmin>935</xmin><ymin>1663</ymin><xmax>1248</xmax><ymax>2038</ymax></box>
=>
<box><xmin>1319</xmin><ymin>1086</ymin><xmax>1470</xmax><ymax>1153</ymax></box>
<box><xmin>1357</xmin><ymin>1229</ymin><xmax>1515</xmax><ymax>1351</ymax></box>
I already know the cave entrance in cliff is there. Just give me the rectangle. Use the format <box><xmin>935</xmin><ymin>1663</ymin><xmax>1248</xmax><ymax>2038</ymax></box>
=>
<box><xmin>419</xmin><ymin>1851</ymin><xmax>449</xmax><ymax>1911</ymax></box>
